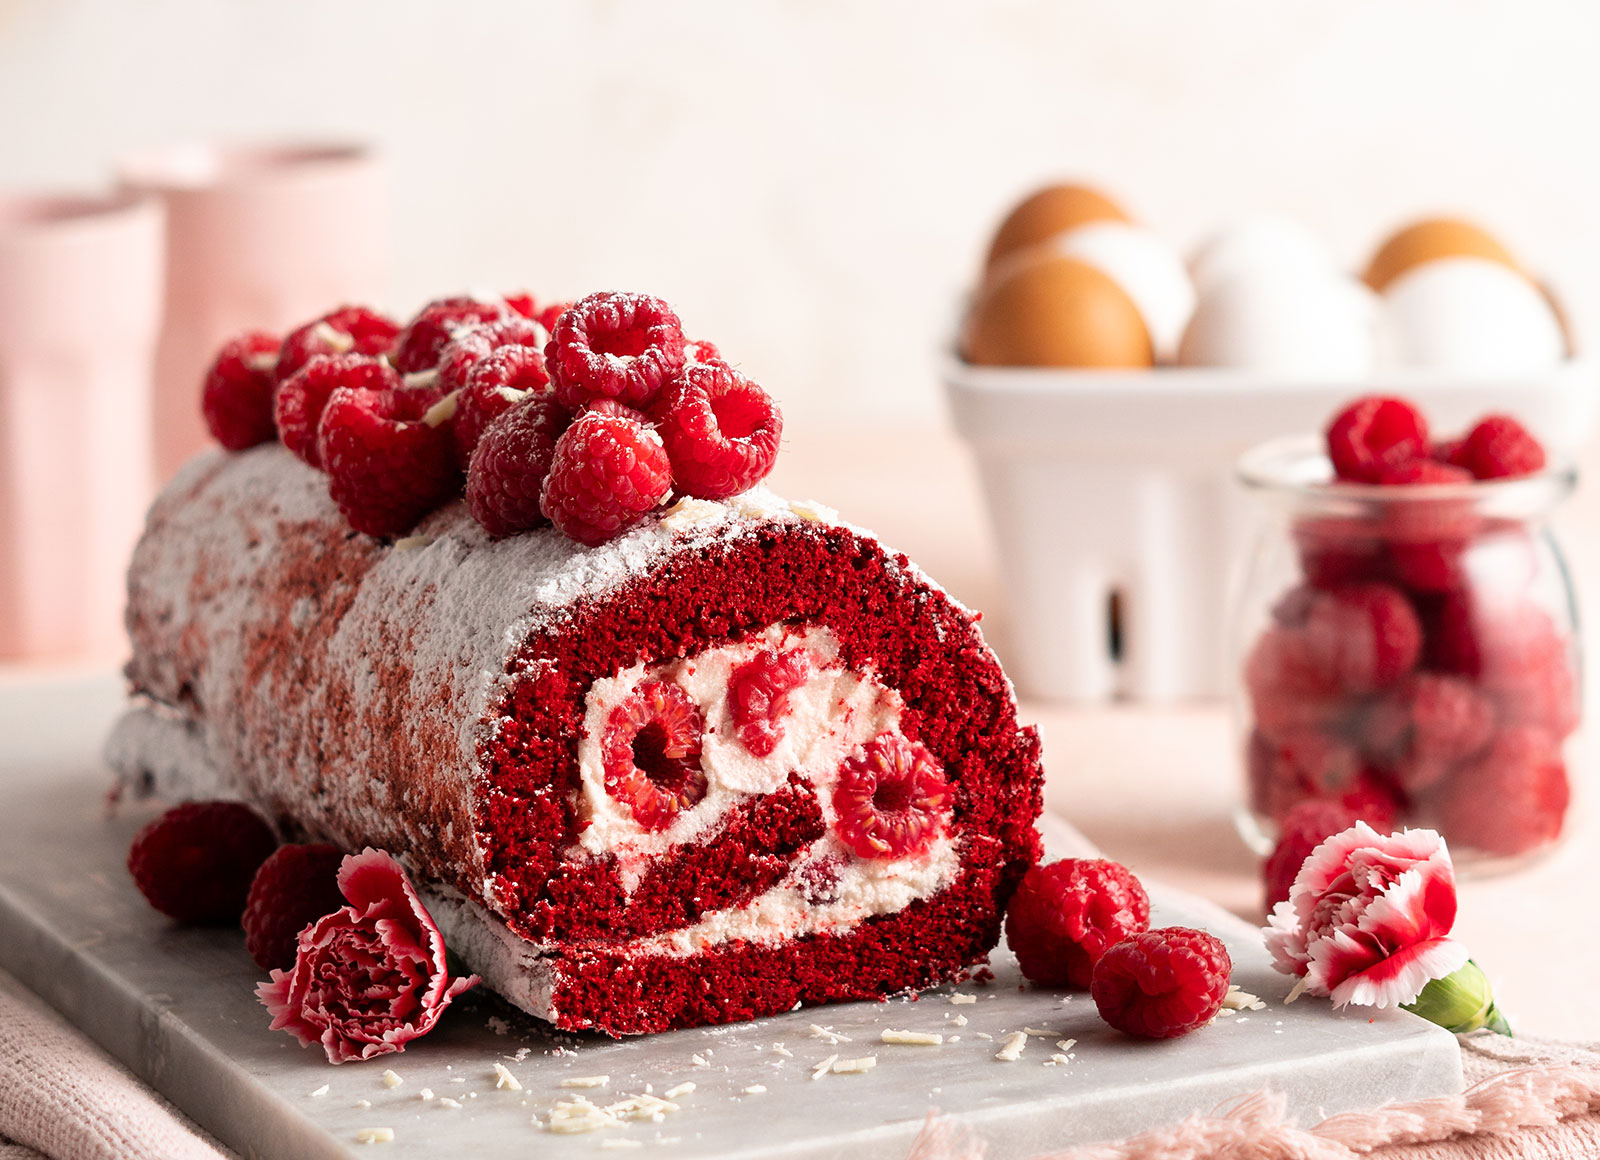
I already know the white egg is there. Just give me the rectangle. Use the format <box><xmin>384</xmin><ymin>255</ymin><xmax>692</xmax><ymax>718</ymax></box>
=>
<box><xmin>1189</xmin><ymin>218</ymin><xmax>1335</xmax><ymax>296</ymax></box>
<box><xmin>1045</xmin><ymin>222</ymin><xmax>1195</xmax><ymax>361</ymax></box>
<box><xmin>1178</xmin><ymin>267</ymin><xmax>1377</xmax><ymax>377</ymax></box>
<box><xmin>1377</xmin><ymin>257</ymin><xmax>1564</xmax><ymax>374</ymax></box>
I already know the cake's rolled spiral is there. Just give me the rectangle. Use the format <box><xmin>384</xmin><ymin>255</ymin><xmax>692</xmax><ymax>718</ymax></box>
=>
<box><xmin>109</xmin><ymin>446</ymin><xmax>1042</xmax><ymax>1034</ymax></box>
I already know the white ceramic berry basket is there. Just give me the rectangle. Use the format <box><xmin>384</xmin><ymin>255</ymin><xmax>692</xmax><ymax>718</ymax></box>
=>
<box><xmin>943</xmin><ymin>355</ymin><xmax>1600</xmax><ymax>703</ymax></box>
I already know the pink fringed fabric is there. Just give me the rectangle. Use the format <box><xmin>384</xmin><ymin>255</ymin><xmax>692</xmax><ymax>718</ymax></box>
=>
<box><xmin>908</xmin><ymin>1034</ymin><xmax>1600</xmax><ymax>1160</ymax></box>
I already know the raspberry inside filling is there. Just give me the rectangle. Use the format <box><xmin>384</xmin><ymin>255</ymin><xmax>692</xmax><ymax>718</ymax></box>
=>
<box><xmin>573</xmin><ymin>624</ymin><xmax>960</xmax><ymax>949</ymax></box>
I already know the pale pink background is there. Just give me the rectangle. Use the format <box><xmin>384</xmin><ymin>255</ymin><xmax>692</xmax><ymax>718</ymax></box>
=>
<box><xmin>119</xmin><ymin>143</ymin><xmax>389</xmax><ymax>481</ymax></box>
<box><xmin>0</xmin><ymin>192</ymin><xmax>162</xmax><ymax>660</ymax></box>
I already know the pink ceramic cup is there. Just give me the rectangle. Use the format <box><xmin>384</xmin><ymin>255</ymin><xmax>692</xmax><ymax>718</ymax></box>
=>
<box><xmin>0</xmin><ymin>191</ymin><xmax>164</xmax><ymax>661</ymax></box>
<box><xmin>118</xmin><ymin>142</ymin><xmax>390</xmax><ymax>481</ymax></box>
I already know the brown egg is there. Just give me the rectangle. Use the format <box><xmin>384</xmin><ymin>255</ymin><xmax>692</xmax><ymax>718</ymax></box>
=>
<box><xmin>963</xmin><ymin>254</ymin><xmax>1154</xmax><ymax>368</ymax></box>
<box><xmin>984</xmin><ymin>183</ymin><xmax>1130</xmax><ymax>274</ymax></box>
<box><xmin>1363</xmin><ymin>217</ymin><xmax>1522</xmax><ymax>291</ymax></box>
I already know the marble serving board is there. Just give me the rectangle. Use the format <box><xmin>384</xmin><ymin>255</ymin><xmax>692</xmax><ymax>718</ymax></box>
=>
<box><xmin>0</xmin><ymin>675</ymin><xmax>1462</xmax><ymax>1160</ymax></box>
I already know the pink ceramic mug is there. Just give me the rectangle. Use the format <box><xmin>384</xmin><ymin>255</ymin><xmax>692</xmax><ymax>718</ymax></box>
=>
<box><xmin>0</xmin><ymin>191</ymin><xmax>164</xmax><ymax>661</ymax></box>
<box><xmin>118</xmin><ymin>142</ymin><xmax>390</xmax><ymax>481</ymax></box>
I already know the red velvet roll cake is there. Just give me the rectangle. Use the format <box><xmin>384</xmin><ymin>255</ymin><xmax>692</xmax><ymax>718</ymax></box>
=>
<box><xmin>107</xmin><ymin>290</ymin><xmax>1043</xmax><ymax>1035</ymax></box>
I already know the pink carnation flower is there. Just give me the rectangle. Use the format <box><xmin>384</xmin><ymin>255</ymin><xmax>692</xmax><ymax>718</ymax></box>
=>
<box><xmin>256</xmin><ymin>848</ymin><xmax>477</xmax><ymax>1064</ymax></box>
<box><xmin>1264</xmin><ymin>822</ymin><xmax>1468</xmax><ymax>1008</ymax></box>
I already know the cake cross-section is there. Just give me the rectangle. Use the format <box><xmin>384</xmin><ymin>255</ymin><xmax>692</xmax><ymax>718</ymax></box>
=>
<box><xmin>108</xmin><ymin>446</ymin><xmax>1043</xmax><ymax>1034</ymax></box>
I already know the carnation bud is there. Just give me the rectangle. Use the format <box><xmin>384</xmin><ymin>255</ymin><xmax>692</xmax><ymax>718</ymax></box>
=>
<box><xmin>1402</xmin><ymin>959</ymin><xmax>1511</xmax><ymax>1036</ymax></box>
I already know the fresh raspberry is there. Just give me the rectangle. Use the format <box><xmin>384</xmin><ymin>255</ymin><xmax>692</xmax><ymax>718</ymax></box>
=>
<box><xmin>317</xmin><ymin>385</ymin><xmax>459</xmax><ymax>536</ymax></box>
<box><xmin>539</xmin><ymin>411</ymin><xmax>673</xmax><ymax>546</ymax></box>
<box><xmin>454</xmin><ymin>345</ymin><xmax>555</xmax><ymax>468</ymax></box>
<box><xmin>1448</xmin><ymin>414</ymin><xmax>1547</xmax><ymax>480</ymax></box>
<box><xmin>1389</xmin><ymin>674</ymin><xmax>1497</xmax><ymax>792</ymax></box>
<box><xmin>1432</xmin><ymin>438</ymin><xmax>1464</xmax><ymax>465</ymax></box>
<box><xmin>504</xmin><ymin>292</ymin><xmax>570</xmax><ymax>333</ymax></box>
<box><xmin>465</xmin><ymin>395</ymin><xmax>569</xmax><ymax>537</ymax></box>
<box><xmin>435</xmin><ymin>316</ymin><xmax>549</xmax><ymax>394</ymax></box>
<box><xmin>651</xmin><ymin>363</ymin><xmax>783</xmax><ymax>499</ymax></box>
<box><xmin>1005</xmin><ymin>859</ymin><xmax>1150</xmax><ymax>988</ymax></box>
<box><xmin>727</xmin><ymin>646</ymin><xmax>811</xmax><ymax>757</ymax></box>
<box><xmin>1475</xmin><ymin>606</ymin><xmax>1580</xmax><ymax>740</ymax></box>
<box><xmin>201</xmin><ymin>331</ymin><xmax>280</xmax><ymax>450</ymax></box>
<box><xmin>1246</xmin><ymin>728</ymin><xmax>1395</xmax><ymax>825</ymax></box>
<box><xmin>502</xmin><ymin>291</ymin><xmax>537</xmax><ymax>319</ymax></box>
<box><xmin>831</xmin><ymin>733</ymin><xmax>953</xmax><ymax>860</ymax></box>
<box><xmin>275</xmin><ymin>306</ymin><xmax>400</xmax><ymax>384</ymax></box>
<box><xmin>127</xmin><ymin>801</ymin><xmax>278</xmax><ymax>925</ymax></box>
<box><xmin>241</xmin><ymin>842</ymin><xmax>345</xmax><ymax>971</ymax></box>
<box><xmin>274</xmin><ymin>354</ymin><xmax>401</xmax><ymax>469</ymax></box>
<box><xmin>1326</xmin><ymin>396</ymin><xmax>1430</xmax><ymax>483</ymax></box>
<box><xmin>1091</xmin><ymin>927</ymin><xmax>1232</xmax><ymax>1039</ymax></box>
<box><xmin>1243</xmin><ymin>626</ymin><xmax>1344</xmax><ymax>740</ymax></box>
<box><xmin>1387</xmin><ymin>539</ymin><xmax>1470</xmax><ymax>595</ymax></box>
<box><xmin>1261</xmin><ymin>800</ymin><xmax>1368</xmax><ymax>910</ymax></box>
<box><xmin>1293</xmin><ymin>517</ymin><xmax>1389</xmax><ymax>590</ymax></box>
<box><xmin>391</xmin><ymin>296</ymin><xmax>512</xmax><ymax>374</ymax></box>
<box><xmin>580</xmin><ymin>399</ymin><xmax>650</xmax><ymax>422</ymax></box>
<box><xmin>1430</xmin><ymin>726</ymin><xmax>1569</xmax><ymax>856</ymax></box>
<box><xmin>1376</xmin><ymin>459</ymin><xmax>1473</xmax><ymax>486</ymax></box>
<box><xmin>1299</xmin><ymin>583</ymin><xmax>1422</xmax><ymax>694</ymax></box>
<box><xmin>602</xmin><ymin>680</ymin><xmax>707</xmax><ymax>831</ymax></box>
<box><xmin>545</xmin><ymin>291</ymin><xmax>686</xmax><ymax>409</ymax></box>
<box><xmin>683</xmin><ymin>338</ymin><xmax>723</xmax><ymax>366</ymax></box>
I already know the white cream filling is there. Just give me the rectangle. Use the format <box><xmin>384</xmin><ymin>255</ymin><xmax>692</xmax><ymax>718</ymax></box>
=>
<box><xmin>570</xmin><ymin>623</ymin><xmax>958</xmax><ymax>948</ymax></box>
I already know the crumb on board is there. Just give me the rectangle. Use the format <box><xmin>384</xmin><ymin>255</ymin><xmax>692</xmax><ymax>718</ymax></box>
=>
<box><xmin>881</xmin><ymin>1029</ymin><xmax>943</xmax><ymax>1046</ymax></box>
<box><xmin>994</xmin><ymin>1031</ymin><xmax>1028</xmax><ymax>1062</ymax></box>
<box><xmin>493</xmin><ymin>1063</ymin><xmax>522</xmax><ymax>1091</ymax></box>
<box><xmin>379</xmin><ymin>1069</ymin><xmax>402</xmax><ymax>1090</ymax></box>
<box><xmin>355</xmin><ymin>1127</ymin><xmax>393</xmax><ymax>1144</ymax></box>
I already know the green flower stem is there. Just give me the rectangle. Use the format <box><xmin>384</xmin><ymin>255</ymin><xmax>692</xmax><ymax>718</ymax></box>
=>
<box><xmin>1402</xmin><ymin>960</ymin><xmax>1512</xmax><ymax>1036</ymax></box>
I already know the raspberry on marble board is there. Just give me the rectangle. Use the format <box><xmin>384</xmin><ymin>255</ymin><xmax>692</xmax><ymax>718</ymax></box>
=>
<box><xmin>128</xmin><ymin>801</ymin><xmax>278</xmax><ymax>925</ymax></box>
<box><xmin>1090</xmin><ymin>927</ymin><xmax>1232</xmax><ymax>1039</ymax></box>
<box><xmin>1005</xmin><ymin>858</ymin><xmax>1150</xmax><ymax>989</ymax></box>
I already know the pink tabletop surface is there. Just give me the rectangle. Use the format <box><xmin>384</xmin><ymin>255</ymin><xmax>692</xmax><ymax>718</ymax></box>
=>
<box><xmin>769</xmin><ymin>418</ymin><xmax>1600</xmax><ymax>1044</ymax></box>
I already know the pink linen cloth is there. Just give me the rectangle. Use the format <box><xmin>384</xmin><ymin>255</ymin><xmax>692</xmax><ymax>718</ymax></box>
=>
<box><xmin>0</xmin><ymin>969</ymin><xmax>229</xmax><ymax>1160</ymax></box>
<box><xmin>911</xmin><ymin>1031</ymin><xmax>1600</xmax><ymax>1160</ymax></box>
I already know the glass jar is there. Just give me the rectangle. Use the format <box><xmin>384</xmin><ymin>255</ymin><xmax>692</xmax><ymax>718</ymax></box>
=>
<box><xmin>1231</xmin><ymin>435</ymin><xmax>1581</xmax><ymax>871</ymax></box>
